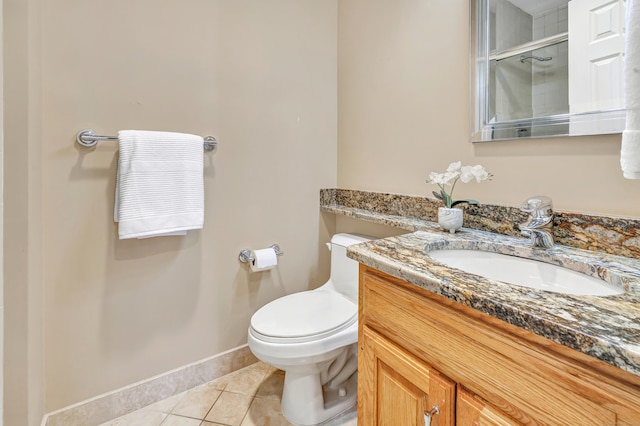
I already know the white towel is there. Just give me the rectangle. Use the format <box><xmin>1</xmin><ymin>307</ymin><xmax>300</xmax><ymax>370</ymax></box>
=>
<box><xmin>114</xmin><ymin>130</ymin><xmax>204</xmax><ymax>239</ymax></box>
<box><xmin>621</xmin><ymin>0</ymin><xmax>640</xmax><ymax>179</ymax></box>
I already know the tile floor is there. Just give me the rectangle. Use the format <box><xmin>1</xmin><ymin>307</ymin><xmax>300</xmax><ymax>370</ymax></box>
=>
<box><xmin>99</xmin><ymin>362</ymin><xmax>358</xmax><ymax>426</ymax></box>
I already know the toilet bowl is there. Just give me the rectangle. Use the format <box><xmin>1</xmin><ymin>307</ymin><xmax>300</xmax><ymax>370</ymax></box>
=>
<box><xmin>247</xmin><ymin>233</ymin><xmax>373</xmax><ymax>425</ymax></box>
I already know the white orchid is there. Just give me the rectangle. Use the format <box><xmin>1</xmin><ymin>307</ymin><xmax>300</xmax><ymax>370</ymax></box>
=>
<box><xmin>426</xmin><ymin>161</ymin><xmax>492</xmax><ymax>208</ymax></box>
<box><xmin>460</xmin><ymin>164</ymin><xmax>490</xmax><ymax>183</ymax></box>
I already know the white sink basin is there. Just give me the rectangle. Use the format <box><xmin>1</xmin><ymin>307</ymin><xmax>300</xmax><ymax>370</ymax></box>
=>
<box><xmin>427</xmin><ymin>249</ymin><xmax>623</xmax><ymax>296</ymax></box>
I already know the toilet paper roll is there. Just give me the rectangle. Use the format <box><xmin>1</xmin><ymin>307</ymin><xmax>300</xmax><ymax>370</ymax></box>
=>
<box><xmin>250</xmin><ymin>247</ymin><xmax>278</xmax><ymax>272</ymax></box>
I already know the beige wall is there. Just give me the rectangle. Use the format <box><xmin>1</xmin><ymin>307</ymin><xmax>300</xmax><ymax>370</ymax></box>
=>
<box><xmin>4</xmin><ymin>0</ymin><xmax>46</xmax><ymax>424</ymax></box>
<box><xmin>5</xmin><ymin>0</ymin><xmax>337</xmax><ymax>415</ymax></box>
<box><xmin>338</xmin><ymin>0</ymin><xmax>640</xmax><ymax>219</ymax></box>
<box><xmin>0</xmin><ymin>0</ymin><xmax>3</xmax><ymax>422</ymax></box>
<box><xmin>0</xmin><ymin>1</ymin><xmax>4</xmax><ymax>425</ymax></box>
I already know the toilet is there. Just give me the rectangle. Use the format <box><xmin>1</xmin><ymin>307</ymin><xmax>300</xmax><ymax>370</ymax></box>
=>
<box><xmin>247</xmin><ymin>233</ymin><xmax>373</xmax><ymax>425</ymax></box>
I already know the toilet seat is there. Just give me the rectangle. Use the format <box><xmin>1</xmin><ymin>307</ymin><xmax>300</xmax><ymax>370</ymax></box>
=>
<box><xmin>250</xmin><ymin>289</ymin><xmax>357</xmax><ymax>344</ymax></box>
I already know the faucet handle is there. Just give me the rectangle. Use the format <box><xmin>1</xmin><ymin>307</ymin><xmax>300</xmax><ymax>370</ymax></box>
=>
<box><xmin>520</xmin><ymin>196</ymin><xmax>553</xmax><ymax>215</ymax></box>
<box><xmin>519</xmin><ymin>196</ymin><xmax>554</xmax><ymax>248</ymax></box>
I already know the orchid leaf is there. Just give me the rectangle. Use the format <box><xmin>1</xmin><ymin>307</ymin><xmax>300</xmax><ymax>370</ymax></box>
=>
<box><xmin>451</xmin><ymin>199</ymin><xmax>480</xmax><ymax>207</ymax></box>
<box><xmin>441</xmin><ymin>191</ymin><xmax>452</xmax><ymax>208</ymax></box>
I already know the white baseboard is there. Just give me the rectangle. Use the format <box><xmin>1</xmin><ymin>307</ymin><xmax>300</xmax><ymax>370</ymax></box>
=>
<box><xmin>43</xmin><ymin>345</ymin><xmax>258</xmax><ymax>426</ymax></box>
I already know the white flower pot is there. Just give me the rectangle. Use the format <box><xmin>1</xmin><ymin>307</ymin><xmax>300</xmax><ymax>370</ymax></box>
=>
<box><xmin>438</xmin><ymin>207</ymin><xmax>463</xmax><ymax>234</ymax></box>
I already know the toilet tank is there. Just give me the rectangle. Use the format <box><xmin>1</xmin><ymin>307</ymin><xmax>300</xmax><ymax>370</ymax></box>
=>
<box><xmin>329</xmin><ymin>233</ymin><xmax>374</xmax><ymax>303</ymax></box>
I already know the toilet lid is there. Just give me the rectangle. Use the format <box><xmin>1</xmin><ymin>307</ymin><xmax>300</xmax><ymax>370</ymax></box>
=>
<box><xmin>250</xmin><ymin>290</ymin><xmax>357</xmax><ymax>343</ymax></box>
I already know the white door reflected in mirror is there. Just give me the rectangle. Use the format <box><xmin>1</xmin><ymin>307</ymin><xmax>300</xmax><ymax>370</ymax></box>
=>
<box><xmin>569</xmin><ymin>0</ymin><xmax>625</xmax><ymax>134</ymax></box>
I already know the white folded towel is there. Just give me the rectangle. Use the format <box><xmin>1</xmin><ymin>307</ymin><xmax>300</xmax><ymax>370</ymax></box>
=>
<box><xmin>621</xmin><ymin>0</ymin><xmax>640</xmax><ymax>178</ymax></box>
<box><xmin>622</xmin><ymin>130</ymin><xmax>640</xmax><ymax>179</ymax></box>
<box><xmin>114</xmin><ymin>130</ymin><xmax>204</xmax><ymax>239</ymax></box>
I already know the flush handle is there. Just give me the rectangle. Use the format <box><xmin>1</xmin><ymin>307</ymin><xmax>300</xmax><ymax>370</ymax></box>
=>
<box><xmin>424</xmin><ymin>405</ymin><xmax>439</xmax><ymax>426</ymax></box>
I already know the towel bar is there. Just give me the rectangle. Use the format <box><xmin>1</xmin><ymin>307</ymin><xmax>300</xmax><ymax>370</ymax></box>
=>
<box><xmin>76</xmin><ymin>129</ymin><xmax>217</xmax><ymax>151</ymax></box>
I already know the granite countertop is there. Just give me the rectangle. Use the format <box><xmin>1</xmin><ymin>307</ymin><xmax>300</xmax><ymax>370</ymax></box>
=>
<box><xmin>347</xmin><ymin>228</ymin><xmax>640</xmax><ymax>377</ymax></box>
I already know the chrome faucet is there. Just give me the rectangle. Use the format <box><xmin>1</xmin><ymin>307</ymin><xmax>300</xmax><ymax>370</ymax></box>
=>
<box><xmin>519</xmin><ymin>196</ymin><xmax>554</xmax><ymax>248</ymax></box>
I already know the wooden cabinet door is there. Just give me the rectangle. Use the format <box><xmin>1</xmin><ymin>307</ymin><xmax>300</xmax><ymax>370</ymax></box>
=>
<box><xmin>457</xmin><ymin>387</ymin><xmax>520</xmax><ymax>426</ymax></box>
<box><xmin>359</xmin><ymin>327</ymin><xmax>455</xmax><ymax>426</ymax></box>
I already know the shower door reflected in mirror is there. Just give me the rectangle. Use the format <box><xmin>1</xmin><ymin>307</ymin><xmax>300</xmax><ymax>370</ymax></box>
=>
<box><xmin>471</xmin><ymin>0</ymin><xmax>627</xmax><ymax>142</ymax></box>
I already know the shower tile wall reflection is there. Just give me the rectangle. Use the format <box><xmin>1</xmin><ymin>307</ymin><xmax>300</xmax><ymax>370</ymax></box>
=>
<box><xmin>490</xmin><ymin>0</ymin><xmax>533</xmax><ymax>122</ymax></box>
<box><xmin>532</xmin><ymin>4</ymin><xmax>569</xmax><ymax>120</ymax></box>
<box><xmin>489</xmin><ymin>0</ymin><xmax>569</xmax><ymax>135</ymax></box>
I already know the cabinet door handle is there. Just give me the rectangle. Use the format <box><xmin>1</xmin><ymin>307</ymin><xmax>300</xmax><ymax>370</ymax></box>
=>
<box><xmin>424</xmin><ymin>405</ymin><xmax>440</xmax><ymax>426</ymax></box>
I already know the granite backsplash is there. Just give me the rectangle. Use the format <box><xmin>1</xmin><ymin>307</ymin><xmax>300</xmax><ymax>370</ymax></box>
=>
<box><xmin>321</xmin><ymin>188</ymin><xmax>640</xmax><ymax>260</ymax></box>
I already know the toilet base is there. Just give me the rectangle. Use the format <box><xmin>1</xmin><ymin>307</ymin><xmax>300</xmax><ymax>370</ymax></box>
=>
<box><xmin>281</xmin><ymin>370</ymin><xmax>358</xmax><ymax>425</ymax></box>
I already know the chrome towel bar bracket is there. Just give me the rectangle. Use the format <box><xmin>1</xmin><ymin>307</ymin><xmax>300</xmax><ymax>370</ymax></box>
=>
<box><xmin>76</xmin><ymin>129</ymin><xmax>218</xmax><ymax>151</ymax></box>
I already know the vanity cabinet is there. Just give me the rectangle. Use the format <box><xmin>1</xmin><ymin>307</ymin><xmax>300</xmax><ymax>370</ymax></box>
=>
<box><xmin>359</xmin><ymin>326</ymin><xmax>455</xmax><ymax>425</ymax></box>
<box><xmin>358</xmin><ymin>265</ymin><xmax>640</xmax><ymax>425</ymax></box>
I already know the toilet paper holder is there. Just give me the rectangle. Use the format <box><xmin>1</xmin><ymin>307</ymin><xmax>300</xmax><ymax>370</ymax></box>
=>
<box><xmin>239</xmin><ymin>244</ymin><xmax>284</xmax><ymax>264</ymax></box>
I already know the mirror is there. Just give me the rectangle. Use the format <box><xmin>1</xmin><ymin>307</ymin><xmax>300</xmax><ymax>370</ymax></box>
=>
<box><xmin>470</xmin><ymin>0</ymin><xmax>627</xmax><ymax>142</ymax></box>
